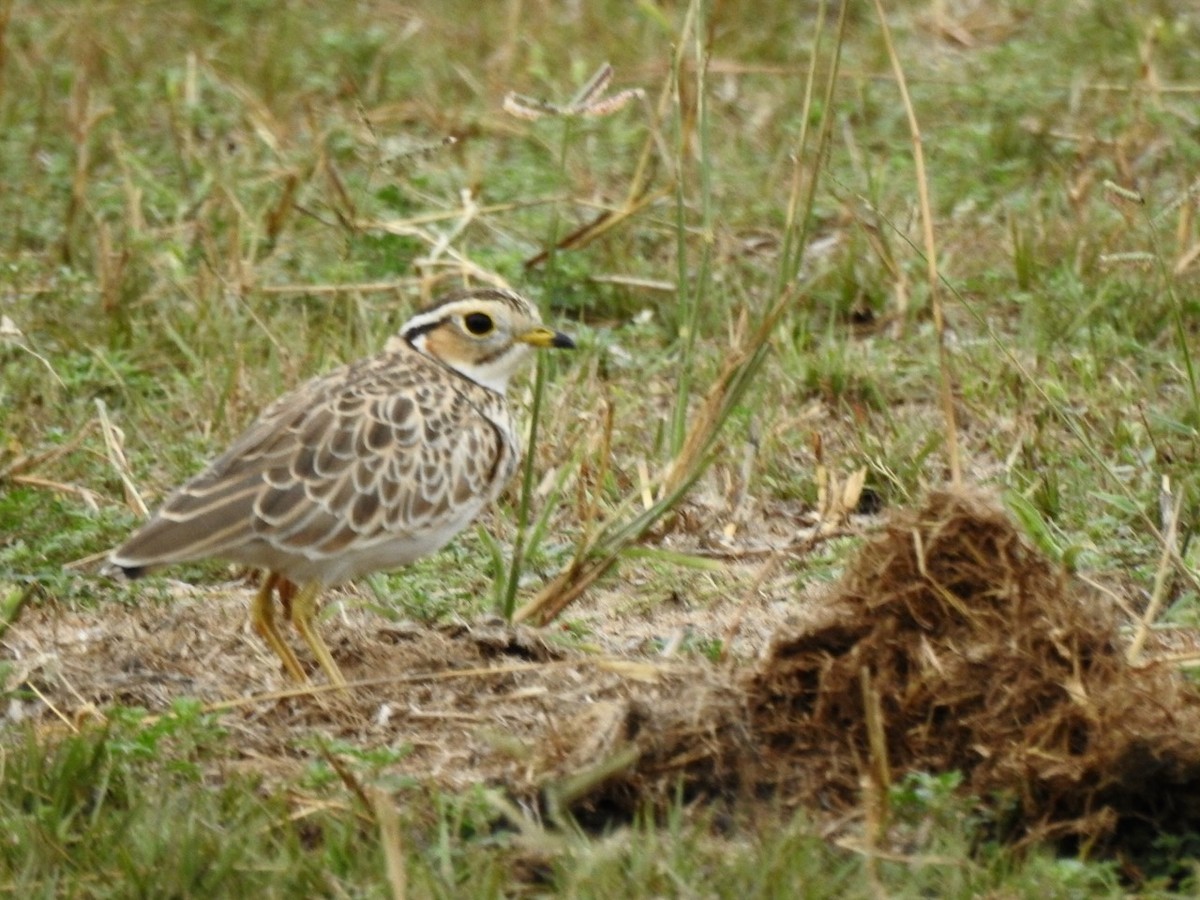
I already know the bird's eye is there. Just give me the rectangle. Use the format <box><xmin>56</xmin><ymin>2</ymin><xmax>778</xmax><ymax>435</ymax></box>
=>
<box><xmin>463</xmin><ymin>312</ymin><xmax>494</xmax><ymax>336</ymax></box>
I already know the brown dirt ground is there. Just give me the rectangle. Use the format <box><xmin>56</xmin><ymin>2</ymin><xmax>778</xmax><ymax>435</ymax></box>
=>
<box><xmin>7</xmin><ymin>488</ymin><xmax>1200</xmax><ymax>860</ymax></box>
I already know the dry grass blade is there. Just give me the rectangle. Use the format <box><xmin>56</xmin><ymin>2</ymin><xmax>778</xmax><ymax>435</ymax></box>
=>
<box><xmin>370</xmin><ymin>787</ymin><xmax>408</xmax><ymax>900</ymax></box>
<box><xmin>523</xmin><ymin>185</ymin><xmax>668</xmax><ymax>270</ymax></box>
<box><xmin>95</xmin><ymin>398</ymin><xmax>148</xmax><ymax>518</ymax></box>
<box><xmin>542</xmin><ymin>743</ymin><xmax>642</xmax><ymax>826</ymax></box>
<box><xmin>317</xmin><ymin>742</ymin><xmax>372</xmax><ymax>809</ymax></box>
<box><xmin>859</xmin><ymin>665</ymin><xmax>891</xmax><ymax>900</ymax></box>
<box><xmin>515</xmin><ymin>291</ymin><xmax>792</xmax><ymax>625</ymax></box>
<box><xmin>872</xmin><ymin>0</ymin><xmax>960</xmax><ymax>486</ymax></box>
<box><xmin>1127</xmin><ymin>478</ymin><xmax>1182</xmax><ymax>664</ymax></box>
<box><xmin>1</xmin><ymin>314</ymin><xmax>67</xmax><ymax>389</ymax></box>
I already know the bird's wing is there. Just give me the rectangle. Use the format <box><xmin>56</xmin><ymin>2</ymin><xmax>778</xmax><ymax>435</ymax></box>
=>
<box><xmin>108</xmin><ymin>352</ymin><xmax>509</xmax><ymax>574</ymax></box>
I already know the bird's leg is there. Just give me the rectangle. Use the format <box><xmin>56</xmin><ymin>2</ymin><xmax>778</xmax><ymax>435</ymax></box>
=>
<box><xmin>289</xmin><ymin>582</ymin><xmax>347</xmax><ymax>688</ymax></box>
<box><xmin>251</xmin><ymin>571</ymin><xmax>309</xmax><ymax>683</ymax></box>
<box><xmin>277</xmin><ymin>576</ymin><xmax>297</xmax><ymax>620</ymax></box>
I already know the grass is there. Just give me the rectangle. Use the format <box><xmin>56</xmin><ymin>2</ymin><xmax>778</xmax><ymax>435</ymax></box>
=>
<box><xmin>4</xmin><ymin>0</ymin><xmax>1200</xmax><ymax>893</ymax></box>
<box><xmin>0</xmin><ymin>716</ymin><xmax>1136</xmax><ymax>897</ymax></box>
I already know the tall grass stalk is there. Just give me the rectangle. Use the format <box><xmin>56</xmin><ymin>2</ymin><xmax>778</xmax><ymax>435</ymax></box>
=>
<box><xmin>872</xmin><ymin>0</ymin><xmax>961</xmax><ymax>486</ymax></box>
<box><xmin>499</xmin><ymin>118</ymin><xmax>576</xmax><ymax>621</ymax></box>
<box><xmin>1147</xmin><ymin>208</ymin><xmax>1200</xmax><ymax>423</ymax></box>
<box><xmin>778</xmin><ymin>0</ymin><xmax>841</xmax><ymax>288</ymax></box>
<box><xmin>499</xmin><ymin>355</ymin><xmax>550</xmax><ymax>620</ymax></box>
<box><xmin>668</xmin><ymin>0</ymin><xmax>708</xmax><ymax>456</ymax></box>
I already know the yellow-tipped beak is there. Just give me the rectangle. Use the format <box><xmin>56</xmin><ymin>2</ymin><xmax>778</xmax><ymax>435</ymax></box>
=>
<box><xmin>518</xmin><ymin>326</ymin><xmax>576</xmax><ymax>350</ymax></box>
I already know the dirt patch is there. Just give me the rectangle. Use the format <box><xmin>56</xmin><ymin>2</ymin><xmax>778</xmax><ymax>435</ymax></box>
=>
<box><xmin>8</xmin><ymin>488</ymin><xmax>1200</xmax><ymax>860</ymax></box>
<box><xmin>3</xmin><ymin>574</ymin><xmax>742</xmax><ymax>806</ymax></box>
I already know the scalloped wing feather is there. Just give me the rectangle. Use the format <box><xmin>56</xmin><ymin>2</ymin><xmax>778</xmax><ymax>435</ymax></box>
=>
<box><xmin>108</xmin><ymin>349</ymin><xmax>513</xmax><ymax>581</ymax></box>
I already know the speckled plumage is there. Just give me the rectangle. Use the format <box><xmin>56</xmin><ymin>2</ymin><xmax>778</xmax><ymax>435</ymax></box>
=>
<box><xmin>107</xmin><ymin>288</ymin><xmax>574</xmax><ymax>687</ymax></box>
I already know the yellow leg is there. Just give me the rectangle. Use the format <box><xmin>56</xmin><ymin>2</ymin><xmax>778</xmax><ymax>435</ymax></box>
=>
<box><xmin>290</xmin><ymin>582</ymin><xmax>347</xmax><ymax>688</ymax></box>
<box><xmin>251</xmin><ymin>571</ymin><xmax>309</xmax><ymax>683</ymax></box>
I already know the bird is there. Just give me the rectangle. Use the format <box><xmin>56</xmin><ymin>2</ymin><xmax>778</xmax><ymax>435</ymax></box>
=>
<box><xmin>106</xmin><ymin>287</ymin><xmax>575</xmax><ymax>688</ymax></box>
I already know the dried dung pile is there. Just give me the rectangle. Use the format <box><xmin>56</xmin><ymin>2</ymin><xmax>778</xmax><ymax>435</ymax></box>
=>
<box><xmin>566</xmin><ymin>488</ymin><xmax>1200</xmax><ymax>852</ymax></box>
<box><xmin>745</xmin><ymin>487</ymin><xmax>1200</xmax><ymax>845</ymax></box>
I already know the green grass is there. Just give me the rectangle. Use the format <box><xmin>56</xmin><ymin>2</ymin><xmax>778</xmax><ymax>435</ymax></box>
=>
<box><xmin>4</xmin><ymin>0</ymin><xmax>1200</xmax><ymax>893</ymax></box>
<box><xmin>0</xmin><ymin>715</ymin><xmax>1140</xmax><ymax>897</ymax></box>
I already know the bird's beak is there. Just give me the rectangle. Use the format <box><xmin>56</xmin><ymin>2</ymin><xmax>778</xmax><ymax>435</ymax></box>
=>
<box><xmin>518</xmin><ymin>326</ymin><xmax>576</xmax><ymax>350</ymax></box>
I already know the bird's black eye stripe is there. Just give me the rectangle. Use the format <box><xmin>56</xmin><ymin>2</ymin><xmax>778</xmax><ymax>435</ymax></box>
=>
<box><xmin>463</xmin><ymin>312</ymin><xmax>494</xmax><ymax>335</ymax></box>
<box><xmin>403</xmin><ymin>320</ymin><xmax>439</xmax><ymax>342</ymax></box>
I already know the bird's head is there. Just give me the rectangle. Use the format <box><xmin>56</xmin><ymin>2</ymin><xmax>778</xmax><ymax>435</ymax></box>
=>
<box><xmin>400</xmin><ymin>288</ymin><xmax>575</xmax><ymax>393</ymax></box>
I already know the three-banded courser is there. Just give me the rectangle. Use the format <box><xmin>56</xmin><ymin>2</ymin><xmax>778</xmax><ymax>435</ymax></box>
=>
<box><xmin>107</xmin><ymin>288</ymin><xmax>574</xmax><ymax>688</ymax></box>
